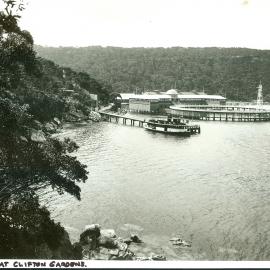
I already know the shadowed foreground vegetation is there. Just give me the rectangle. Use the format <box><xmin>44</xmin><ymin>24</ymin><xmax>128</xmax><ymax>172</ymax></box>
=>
<box><xmin>0</xmin><ymin>0</ymin><xmax>108</xmax><ymax>258</ymax></box>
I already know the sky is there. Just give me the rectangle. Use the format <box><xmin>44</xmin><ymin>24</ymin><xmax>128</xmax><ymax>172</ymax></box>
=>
<box><xmin>15</xmin><ymin>0</ymin><xmax>270</xmax><ymax>49</ymax></box>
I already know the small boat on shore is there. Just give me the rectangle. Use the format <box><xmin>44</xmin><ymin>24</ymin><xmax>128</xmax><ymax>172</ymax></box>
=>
<box><xmin>144</xmin><ymin>116</ymin><xmax>200</xmax><ymax>136</ymax></box>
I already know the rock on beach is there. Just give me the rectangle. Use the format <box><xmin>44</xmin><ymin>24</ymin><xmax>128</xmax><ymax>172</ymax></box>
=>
<box><xmin>77</xmin><ymin>223</ymin><xmax>166</xmax><ymax>261</ymax></box>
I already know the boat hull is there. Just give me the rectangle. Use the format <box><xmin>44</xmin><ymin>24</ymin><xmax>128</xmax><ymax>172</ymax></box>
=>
<box><xmin>144</xmin><ymin>126</ymin><xmax>191</xmax><ymax>136</ymax></box>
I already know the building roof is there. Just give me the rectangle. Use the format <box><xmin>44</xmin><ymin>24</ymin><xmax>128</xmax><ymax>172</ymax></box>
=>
<box><xmin>177</xmin><ymin>94</ymin><xmax>226</xmax><ymax>100</ymax></box>
<box><xmin>120</xmin><ymin>93</ymin><xmax>226</xmax><ymax>101</ymax></box>
<box><xmin>119</xmin><ymin>93</ymin><xmax>136</xmax><ymax>100</ymax></box>
<box><xmin>166</xmin><ymin>89</ymin><xmax>178</xmax><ymax>95</ymax></box>
<box><xmin>178</xmin><ymin>91</ymin><xmax>198</xmax><ymax>95</ymax></box>
<box><xmin>132</xmin><ymin>94</ymin><xmax>173</xmax><ymax>100</ymax></box>
<box><xmin>130</xmin><ymin>95</ymin><xmax>160</xmax><ymax>100</ymax></box>
<box><xmin>144</xmin><ymin>91</ymin><xmax>159</xmax><ymax>95</ymax></box>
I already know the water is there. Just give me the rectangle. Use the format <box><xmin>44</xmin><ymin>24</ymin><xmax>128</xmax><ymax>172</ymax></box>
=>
<box><xmin>45</xmin><ymin>118</ymin><xmax>270</xmax><ymax>260</ymax></box>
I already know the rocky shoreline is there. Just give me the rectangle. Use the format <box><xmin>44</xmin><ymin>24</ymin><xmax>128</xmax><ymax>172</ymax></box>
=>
<box><xmin>76</xmin><ymin>224</ymin><xmax>164</xmax><ymax>260</ymax></box>
<box><xmin>30</xmin><ymin>110</ymin><xmax>103</xmax><ymax>143</ymax></box>
<box><xmin>68</xmin><ymin>224</ymin><xmax>192</xmax><ymax>260</ymax></box>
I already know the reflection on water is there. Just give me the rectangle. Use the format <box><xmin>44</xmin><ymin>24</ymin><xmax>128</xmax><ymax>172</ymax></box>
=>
<box><xmin>45</xmin><ymin>119</ymin><xmax>270</xmax><ymax>260</ymax></box>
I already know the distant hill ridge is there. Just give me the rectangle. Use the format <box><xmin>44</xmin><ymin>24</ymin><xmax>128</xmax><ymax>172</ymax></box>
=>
<box><xmin>35</xmin><ymin>45</ymin><xmax>270</xmax><ymax>102</ymax></box>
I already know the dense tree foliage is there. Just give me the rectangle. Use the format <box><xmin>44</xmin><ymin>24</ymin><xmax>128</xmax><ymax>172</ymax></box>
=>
<box><xmin>0</xmin><ymin>195</ymin><xmax>69</xmax><ymax>258</ymax></box>
<box><xmin>0</xmin><ymin>0</ymin><xmax>102</xmax><ymax>259</ymax></box>
<box><xmin>0</xmin><ymin>47</ymin><xmax>109</xmax><ymax>122</ymax></box>
<box><xmin>36</xmin><ymin>46</ymin><xmax>270</xmax><ymax>102</ymax></box>
<box><xmin>20</xmin><ymin>58</ymin><xmax>110</xmax><ymax>122</ymax></box>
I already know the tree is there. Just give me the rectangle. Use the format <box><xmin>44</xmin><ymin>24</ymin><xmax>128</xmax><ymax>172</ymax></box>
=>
<box><xmin>0</xmin><ymin>0</ymin><xmax>88</xmax><ymax>258</ymax></box>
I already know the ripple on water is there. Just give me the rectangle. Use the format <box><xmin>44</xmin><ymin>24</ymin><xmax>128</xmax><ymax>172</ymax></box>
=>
<box><xmin>45</xmin><ymin>121</ymin><xmax>270</xmax><ymax>260</ymax></box>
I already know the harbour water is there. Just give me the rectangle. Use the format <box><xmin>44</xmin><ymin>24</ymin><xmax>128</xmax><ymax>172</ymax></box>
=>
<box><xmin>45</xmin><ymin>118</ymin><xmax>270</xmax><ymax>260</ymax></box>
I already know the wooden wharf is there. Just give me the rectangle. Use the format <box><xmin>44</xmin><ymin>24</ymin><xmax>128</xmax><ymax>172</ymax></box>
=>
<box><xmin>169</xmin><ymin>105</ymin><xmax>270</xmax><ymax>122</ymax></box>
<box><xmin>99</xmin><ymin>112</ymin><xmax>145</xmax><ymax>127</ymax></box>
<box><xmin>99</xmin><ymin>111</ymin><xmax>200</xmax><ymax>134</ymax></box>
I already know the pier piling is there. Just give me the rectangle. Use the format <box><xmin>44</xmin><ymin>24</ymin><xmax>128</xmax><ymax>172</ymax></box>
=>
<box><xmin>99</xmin><ymin>112</ymin><xmax>200</xmax><ymax>135</ymax></box>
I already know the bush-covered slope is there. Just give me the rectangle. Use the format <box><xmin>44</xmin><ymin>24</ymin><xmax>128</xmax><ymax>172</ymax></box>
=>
<box><xmin>0</xmin><ymin>0</ymin><xmax>109</xmax><ymax>259</ymax></box>
<box><xmin>1</xmin><ymin>51</ymin><xmax>109</xmax><ymax>122</ymax></box>
<box><xmin>35</xmin><ymin>46</ymin><xmax>270</xmax><ymax>102</ymax></box>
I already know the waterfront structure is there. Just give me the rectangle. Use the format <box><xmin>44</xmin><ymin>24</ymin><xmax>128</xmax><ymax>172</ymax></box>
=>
<box><xmin>129</xmin><ymin>95</ymin><xmax>171</xmax><ymax>113</ymax></box>
<box><xmin>175</xmin><ymin>93</ymin><xmax>226</xmax><ymax>105</ymax></box>
<box><xmin>121</xmin><ymin>89</ymin><xmax>226</xmax><ymax>113</ymax></box>
<box><xmin>167</xmin><ymin>82</ymin><xmax>270</xmax><ymax>122</ymax></box>
<box><xmin>99</xmin><ymin>111</ymin><xmax>200</xmax><ymax>134</ymax></box>
<box><xmin>99</xmin><ymin>111</ymin><xmax>145</xmax><ymax>127</ymax></box>
<box><xmin>119</xmin><ymin>93</ymin><xmax>137</xmax><ymax>103</ymax></box>
<box><xmin>169</xmin><ymin>105</ymin><xmax>270</xmax><ymax>122</ymax></box>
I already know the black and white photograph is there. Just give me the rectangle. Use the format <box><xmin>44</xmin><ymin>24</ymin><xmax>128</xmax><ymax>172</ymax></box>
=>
<box><xmin>1</xmin><ymin>0</ymin><xmax>270</xmax><ymax>267</ymax></box>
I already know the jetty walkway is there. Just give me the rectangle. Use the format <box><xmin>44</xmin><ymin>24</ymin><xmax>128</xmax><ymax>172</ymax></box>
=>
<box><xmin>169</xmin><ymin>105</ymin><xmax>270</xmax><ymax>122</ymax></box>
<box><xmin>99</xmin><ymin>111</ymin><xmax>145</xmax><ymax>127</ymax></box>
<box><xmin>98</xmin><ymin>111</ymin><xmax>200</xmax><ymax>134</ymax></box>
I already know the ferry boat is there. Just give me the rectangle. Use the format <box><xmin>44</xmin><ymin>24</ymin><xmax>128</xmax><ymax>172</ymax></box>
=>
<box><xmin>144</xmin><ymin>116</ymin><xmax>200</xmax><ymax>136</ymax></box>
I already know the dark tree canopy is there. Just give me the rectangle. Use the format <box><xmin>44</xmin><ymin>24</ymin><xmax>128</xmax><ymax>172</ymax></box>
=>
<box><xmin>0</xmin><ymin>0</ymin><xmax>96</xmax><ymax>259</ymax></box>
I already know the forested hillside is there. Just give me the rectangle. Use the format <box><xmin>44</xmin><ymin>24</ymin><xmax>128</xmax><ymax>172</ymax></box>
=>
<box><xmin>1</xmin><ymin>51</ymin><xmax>109</xmax><ymax>122</ymax></box>
<box><xmin>0</xmin><ymin>0</ymin><xmax>108</xmax><ymax>259</ymax></box>
<box><xmin>35</xmin><ymin>46</ymin><xmax>270</xmax><ymax>102</ymax></box>
<box><xmin>21</xmin><ymin>57</ymin><xmax>109</xmax><ymax>121</ymax></box>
